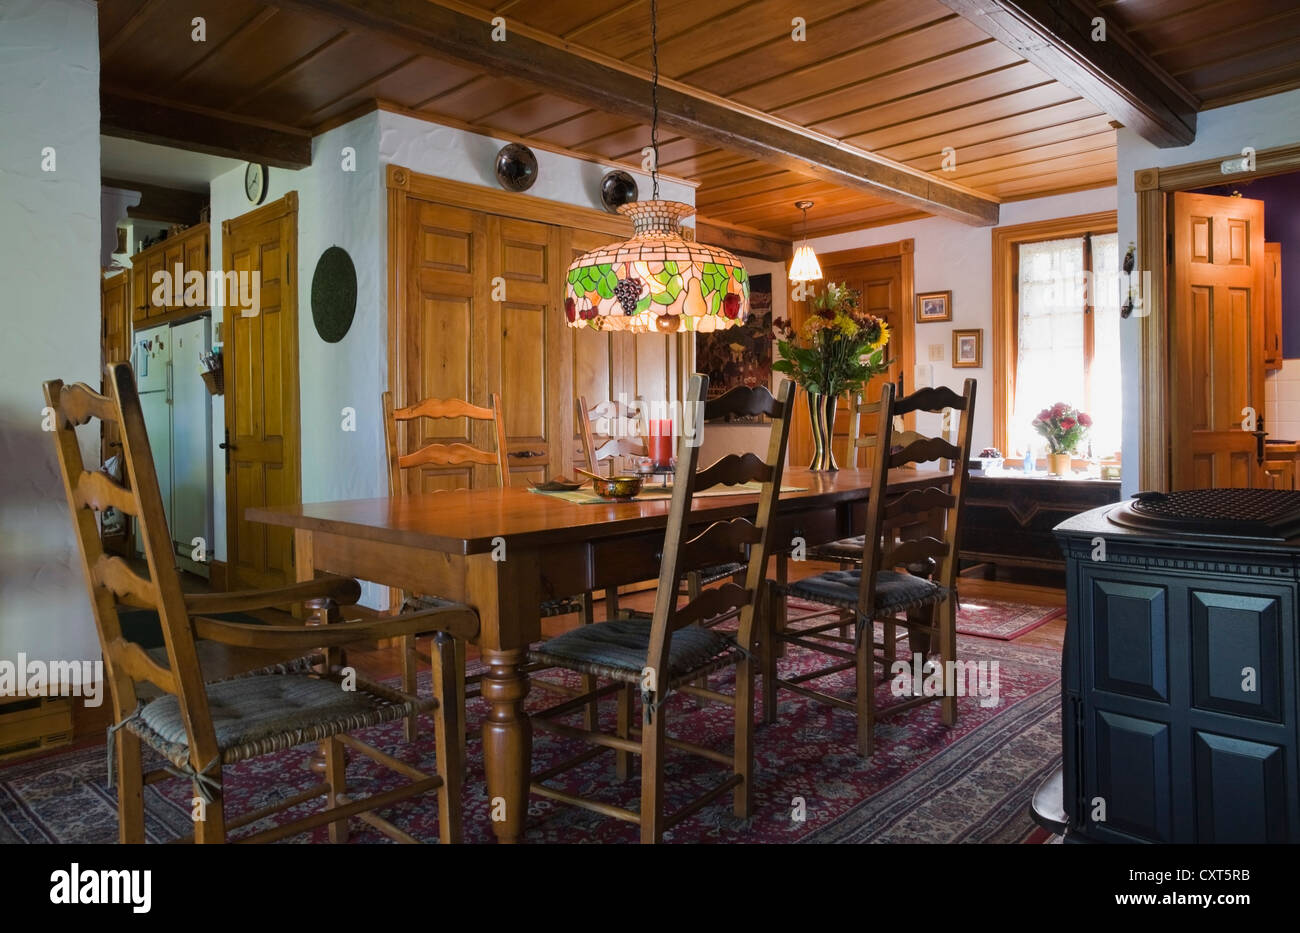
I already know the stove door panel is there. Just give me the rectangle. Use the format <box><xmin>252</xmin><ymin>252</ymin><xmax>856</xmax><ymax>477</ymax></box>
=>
<box><xmin>1192</xmin><ymin>731</ymin><xmax>1288</xmax><ymax>843</ymax></box>
<box><xmin>1190</xmin><ymin>588</ymin><xmax>1284</xmax><ymax>722</ymax></box>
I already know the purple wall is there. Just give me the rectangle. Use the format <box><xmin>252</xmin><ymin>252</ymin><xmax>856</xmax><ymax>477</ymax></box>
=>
<box><xmin>1198</xmin><ymin>173</ymin><xmax>1300</xmax><ymax>359</ymax></box>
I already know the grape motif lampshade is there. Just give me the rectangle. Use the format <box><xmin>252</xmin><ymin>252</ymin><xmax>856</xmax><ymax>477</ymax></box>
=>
<box><xmin>564</xmin><ymin>200</ymin><xmax>749</xmax><ymax>333</ymax></box>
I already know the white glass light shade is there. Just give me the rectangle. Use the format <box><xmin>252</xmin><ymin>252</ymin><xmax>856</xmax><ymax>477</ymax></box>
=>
<box><xmin>788</xmin><ymin>244</ymin><xmax>823</xmax><ymax>283</ymax></box>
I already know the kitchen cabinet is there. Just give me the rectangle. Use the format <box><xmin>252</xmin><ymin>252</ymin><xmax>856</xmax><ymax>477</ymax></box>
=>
<box><xmin>130</xmin><ymin>223</ymin><xmax>210</xmax><ymax>325</ymax></box>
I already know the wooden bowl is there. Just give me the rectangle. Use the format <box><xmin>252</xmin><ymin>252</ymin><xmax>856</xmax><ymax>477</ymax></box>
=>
<box><xmin>591</xmin><ymin>474</ymin><xmax>644</xmax><ymax>500</ymax></box>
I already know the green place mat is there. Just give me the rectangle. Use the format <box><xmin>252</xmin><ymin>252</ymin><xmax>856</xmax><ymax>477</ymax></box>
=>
<box><xmin>528</xmin><ymin>481</ymin><xmax>806</xmax><ymax>505</ymax></box>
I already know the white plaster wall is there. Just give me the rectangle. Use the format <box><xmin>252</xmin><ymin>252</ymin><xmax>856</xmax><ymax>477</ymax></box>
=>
<box><xmin>803</xmin><ymin>188</ymin><xmax>1119</xmax><ymax>453</ymax></box>
<box><xmin>1117</xmin><ymin>88</ymin><xmax>1300</xmax><ymax>493</ymax></box>
<box><xmin>0</xmin><ymin>0</ymin><xmax>103</xmax><ymax>664</ymax></box>
<box><xmin>208</xmin><ymin>114</ymin><xmax>386</xmax><ymax>609</ymax></box>
<box><xmin>377</xmin><ymin>111</ymin><xmax>695</xmax><ymax>211</ymax></box>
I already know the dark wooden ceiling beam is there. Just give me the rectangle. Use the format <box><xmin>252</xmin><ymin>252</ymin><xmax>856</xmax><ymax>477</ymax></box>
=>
<box><xmin>692</xmin><ymin>220</ymin><xmax>791</xmax><ymax>263</ymax></box>
<box><xmin>936</xmin><ymin>0</ymin><xmax>1198</xmax><ymax>147</ymax></box>
<box><xmin>277</xmin><ymin>0</ymin><xmax>1000</xmax><ymax>225</ymax></box>
<box><xmin>101</xmin><ymin>89</ymin><xmax>312</xmax><ymax>170</ymax></box>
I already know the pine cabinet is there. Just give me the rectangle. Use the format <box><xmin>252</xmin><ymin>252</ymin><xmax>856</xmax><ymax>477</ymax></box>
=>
<box><xmin>130</xmin><ymin>223</ymin><xmax>210</xmax><ymax>325</ymax></box>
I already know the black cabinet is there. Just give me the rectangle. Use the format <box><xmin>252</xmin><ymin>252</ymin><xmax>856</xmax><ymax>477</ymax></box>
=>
<box><xmin>1055</xmin><ymin>502</ymin><xmax>1300</xmax><ymax>843</ymax></box>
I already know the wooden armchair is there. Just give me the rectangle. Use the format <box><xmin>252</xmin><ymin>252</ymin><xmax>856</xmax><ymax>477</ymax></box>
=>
<box><xmin>527</xmin><ymin>375</ymin><xmax>795</xmax><ymax>842</ymax></box>
<box><xmin>382</xmin><ymin>390</ymin><xmax>594</xmax><ymax>744</ymax></box>
<box><xmin>47</xmin><ymin>363</ymin><xmax>477</xmax><ymax>843</ymax></box>
<box><xmin>765</xmin><ymin>379</ymin><xmax>977</xmax><ymax>757</ymax></box>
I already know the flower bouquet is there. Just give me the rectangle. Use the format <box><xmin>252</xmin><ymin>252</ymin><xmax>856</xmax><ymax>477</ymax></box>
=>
<box><xmin>772</xmin><ymin>282</ymin><xmax>891</xmax><ymax>470</ymax></box>
<box><xmin>1032</xmin><ymin>402</ymin><xmax>1092</xmax><ymax>475</ymax></box>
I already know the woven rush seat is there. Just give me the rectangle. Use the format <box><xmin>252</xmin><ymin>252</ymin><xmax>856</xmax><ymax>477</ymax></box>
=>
<box><xmin>124</xmin><ymin>656</ymin><xmax>432</xmax><ymax>770</ymax></box>
<box><xmin>527</xmin><ymin>617</ymin><xmax>744</xmax><ymax>686</ymax></box>
<box><xmin>693</xmin><ymin>561</ymin><xmax>746</xmax><ymax>586</ymax></box>
<box><xmin>806</xmin><ymin>536</ymin><xmax>865</xmax><ymax>562</ymax></box>
<box><xmin>779</xmin><ymin>568</ymin><xmax>946</xmax><ymax>618</ymax></box>
<box><xmin>404</xmin><ymin>593</ymin><xmax>581</xmax><ymax>618</ymax></box>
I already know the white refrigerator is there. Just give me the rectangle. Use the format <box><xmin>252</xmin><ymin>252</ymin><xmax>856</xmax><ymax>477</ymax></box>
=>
<box><xmin>132</xmin><ymin>317</ymin><xmax>213</xmax><ymax>576</ymax></box>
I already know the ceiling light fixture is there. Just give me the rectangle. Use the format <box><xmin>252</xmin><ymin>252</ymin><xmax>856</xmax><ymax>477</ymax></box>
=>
<box><xmin>788</xmin><ymin>200</ymin><xmax>823</xmax><ymax>284</ymax></box>
<box><xmin>563</xmin><ymin>0</ymin><xmax>748</xmax><ymax>333</ymax></box>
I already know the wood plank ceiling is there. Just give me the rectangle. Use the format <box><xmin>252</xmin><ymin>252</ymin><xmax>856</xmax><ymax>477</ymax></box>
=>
<box><xmin>98</xmin><ymin>0</ymin><xmax>1297</xmax><ymax>241</ymax></box>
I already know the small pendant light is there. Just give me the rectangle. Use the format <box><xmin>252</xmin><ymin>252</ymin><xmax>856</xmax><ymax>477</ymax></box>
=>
<box><xmin>788</xmin><ymin>200</ymin><xmax>823</xmax><ymax>284</ymax></box>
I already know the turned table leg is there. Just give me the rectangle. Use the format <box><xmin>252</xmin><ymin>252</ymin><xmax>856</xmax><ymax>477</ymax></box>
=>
<box><xmin>480</xmin><ymin>648</ymin><xmax>531</xmax><ymax>844</ymax></box>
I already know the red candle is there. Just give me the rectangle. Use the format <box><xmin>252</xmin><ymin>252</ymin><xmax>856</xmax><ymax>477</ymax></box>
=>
<box><xmin>649</xmin><ymin>418</ymin><xmax>673</xmax><ymax>468</ymax></box>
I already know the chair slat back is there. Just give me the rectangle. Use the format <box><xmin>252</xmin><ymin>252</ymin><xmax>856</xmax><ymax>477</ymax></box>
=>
<box><xmin>854</xmin><ymin>378</ymin><xmax>977</xmax><ymax>616</ymax></box>
<box><xmin>577</xmin><ymin>396</ymin><xmax>647</xmax><ymax>476</ymax></box>
<box><xmin>645</xmin><ymin>378</ymin><xmax>794</xmax><ymax>682</ymax></box>
<box><xmin>383</xmin><ymin>390</ymin><xmax>510</xmax><ymax>494</ymax></box>
<box><xmin>45</xmin><ymin>363</ymin><xmax>219</xmax><ymax>768</ymax></box>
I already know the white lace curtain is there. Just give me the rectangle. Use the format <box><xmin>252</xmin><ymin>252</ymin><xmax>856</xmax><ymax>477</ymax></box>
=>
<box><xmin>1010</xmin><ymin>233</ymin><xmax>1121</xmax><ymax>459</ymax></box>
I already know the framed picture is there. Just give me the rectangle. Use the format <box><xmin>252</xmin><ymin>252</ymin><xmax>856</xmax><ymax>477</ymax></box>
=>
<box><xmin>915</xmin><ymin>290</ymin><xmax>952</xmax><ymax>323</ymax></box>
<box><xmin>952</xmin><ymin>329</ymin><xmax>982</xmax><ymax>368</ymax></box>
<box><xmin>695</xmin><ymin>272</ymin><xmax>773</xmax><ymax>422</ymax></box>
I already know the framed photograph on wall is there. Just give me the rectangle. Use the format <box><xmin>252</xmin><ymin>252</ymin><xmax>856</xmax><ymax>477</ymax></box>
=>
<box><xmin>915</xmin><ymin>290</ymin><xmax>952</xmax><ymax>323</ymax></box>
<box><xmin>952</xmin><ymin>328</ymin><xmax>982</xmax><ymax>368</ymax></box>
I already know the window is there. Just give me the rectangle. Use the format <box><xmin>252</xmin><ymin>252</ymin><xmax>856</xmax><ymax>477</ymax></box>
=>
<box><xmin>992</xmin><ymin>213</ymin><xmax>1122</xmax><ymax>461</ymax></box>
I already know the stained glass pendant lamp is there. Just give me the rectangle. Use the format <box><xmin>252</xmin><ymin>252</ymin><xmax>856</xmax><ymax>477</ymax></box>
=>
<box><xmin>563</xmin><ymin>0</ymin><xmax>748</xmax><ymax>334</ymax></box>
<box><xmin>788</xmin><ymin>200</ymin><xmax>823</xmax><ymax>283</ymax></box>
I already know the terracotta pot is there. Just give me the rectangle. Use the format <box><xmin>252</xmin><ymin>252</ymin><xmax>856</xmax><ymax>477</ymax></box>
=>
<box><xmin>1048</xmin><ymin>452</ymin><xmax>1072</xmax><ymax>476</ymax></box>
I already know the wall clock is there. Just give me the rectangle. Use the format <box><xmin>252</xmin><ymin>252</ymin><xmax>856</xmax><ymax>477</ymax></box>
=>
<box><xmin>244</xmin><ymin>162</ymin><xmax>268</xmax><ymax>205</ymax></box>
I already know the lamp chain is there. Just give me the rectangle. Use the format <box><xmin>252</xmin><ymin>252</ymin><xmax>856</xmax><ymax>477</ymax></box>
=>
<box><xmin>650</xmin><ymin>0</ymin><xmax>660</xmax><ymax>200</ymax></box>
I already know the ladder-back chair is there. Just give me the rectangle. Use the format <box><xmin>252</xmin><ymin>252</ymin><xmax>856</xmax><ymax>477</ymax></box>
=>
<box><xmin>382</xmin><ymin>390</ymin><xmax>593</xmax><ymax>744</ymax></box>
<box><xmin>527</xmin><ymin>375</ymin><xmax>795</xmax><ymax>842</ymax></box>
<box><xmin>47</xmin><ymin>363</ymin><xmax>476</xmax><ymax>843</ymax></box>
<box><xmin>766</xmin><ymin>379</ymin><xmax>976</xmax><ymax>757</ymax></box>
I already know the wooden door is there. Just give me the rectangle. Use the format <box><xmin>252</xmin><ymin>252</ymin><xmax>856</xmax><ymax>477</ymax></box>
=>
<box><xmin>491</xmin><ymin>215</ymin><xmax>570</xmax><ymax>486</ymax></box>
<box><xmin>1169</xmin><ymin>192</ymin><xmax>1266</xmax><ymax>489</ymax></box>
<box><xmin>401</xmin><ymin>199</ymin><xmax>493</xmax><ymax>491</ymax></box>
<box><xmin>817</xmin><ymin>256</ymin><xmax>907</xmax><ymax>467</ymax></box>
<box><xmin>223</xmin><ymin>194</ymin><xmax>299</xmax><ymax>588</ymax></box>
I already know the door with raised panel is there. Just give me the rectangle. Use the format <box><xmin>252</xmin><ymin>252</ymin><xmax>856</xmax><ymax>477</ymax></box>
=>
<box><xmin>1169</xmin><ymin>192</ymin><xmax>1266</xmax><ymax>489</ymax></box>
<box><xmin>223</xmin><ymin>195</ymin><xmax>299</xmax><ymax>589</ymax></box>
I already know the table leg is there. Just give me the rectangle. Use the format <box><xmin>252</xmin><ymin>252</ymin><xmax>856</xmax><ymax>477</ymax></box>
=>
<box><xmin>480</xmin><ymin>648</ymin><xmax>531</xmax><ymax>844</ymax></box>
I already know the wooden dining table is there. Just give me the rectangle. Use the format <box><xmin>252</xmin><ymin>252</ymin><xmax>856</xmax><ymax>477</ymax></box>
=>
<box><xmin>247</xmin><ymin>466</ymin><xmax>946</xmax><ymax>843</ymax></box>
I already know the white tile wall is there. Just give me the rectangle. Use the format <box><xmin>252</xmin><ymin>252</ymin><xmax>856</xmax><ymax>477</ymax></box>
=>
<box><xmin>1267</xmin><ymin>358</ymin><xmax>1300</xmax><ymax>442</ymax></box>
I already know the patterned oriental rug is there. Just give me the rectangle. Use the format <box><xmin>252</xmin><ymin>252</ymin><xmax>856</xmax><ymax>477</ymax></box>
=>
<box><xmin>788</xmin><ymin>596</ymin><xmax>1065</xmax><ymax>641</ymax></box>
<box><xmin>0</xmin><ymin>635</ymin><xmax>1061</xmax><ymax>844</ymax></box>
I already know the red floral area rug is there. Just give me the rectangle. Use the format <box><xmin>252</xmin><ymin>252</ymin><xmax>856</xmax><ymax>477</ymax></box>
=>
<box><xmin>788</xmin><ymin>596</ymin><xmax>1065</xmax><ymax>642</ymax></box>
<box><xmin>0</xmin><ymin>636</ymin><xmax>1061</xmax><ymax>844</ymax></box>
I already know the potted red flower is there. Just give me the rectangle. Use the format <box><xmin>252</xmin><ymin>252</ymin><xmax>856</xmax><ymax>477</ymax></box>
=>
<box><xmin>1032</xmin><ymin>402</ymin><xmax>1092</xmax><ymax>475</ymax></box>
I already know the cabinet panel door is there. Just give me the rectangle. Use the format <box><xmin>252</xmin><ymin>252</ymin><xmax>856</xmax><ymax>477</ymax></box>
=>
<box><xmin>1090</xmin><ymin>709</ymin><xmax>1173</xmax><ymax>842</ymax></box>
<box><xmin>1190</xmin><ymin>588</ymin><xmax>1283</xmax><ymax>721</ymax></box>
<box><xmin>145</xmin><ymin>251</ymin><xmax>167</xmax><ymax>319</ymax></box>
<box><xmin>1090</xmin><ymin>578</ymin><xmax>1169</xmax><ymax>702</ymax></box>
<box><xmin>185</xmin><ymin>229</ymin><xmax>208</xmax><ymax>309</ymax></box>
<box><xmin>1193</xmin><ymin>731</ymin><xmax>1288</xmax><ymax>842</ymax></box>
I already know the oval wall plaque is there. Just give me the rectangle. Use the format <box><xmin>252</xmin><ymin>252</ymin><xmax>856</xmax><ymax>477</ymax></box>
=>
<box><xmin>310</xmin><ymin>246</ymin><xmax>357</xmax><ymax>344</ymax></box>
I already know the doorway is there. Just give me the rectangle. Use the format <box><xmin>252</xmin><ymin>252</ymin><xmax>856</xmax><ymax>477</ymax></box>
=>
<box><xmin>1135</xmin><ymin>144</ymin><xmax>1300</xmax><ymax>490</ymax></box>
<box><xmin>785</xmin><ymin>240</ymin><xmax>915</xmax><ymax>467</ymax></box>
<box><xmin>221</xmin><ymin>193</ymin><xmax>300</xmax><ymax>588</ymax></box>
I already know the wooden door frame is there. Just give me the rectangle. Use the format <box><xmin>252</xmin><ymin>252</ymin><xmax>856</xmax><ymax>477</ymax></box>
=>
<box><xmin>991</xmin><ymin>211</ymin><xmax>1118</xmax><ymax>458</ymax></box>
<box><xmin>221</xmin><ymin>191</ymin><xmax>300</xmax><ymax>584</ymax></box>
<box><xmin>1135</xmin><ymin>142</ymin><xmax>1300</xmax><ymax>490</ymax></box>
<box><xmin>785</xmin><ymin>239</ymin><xmax>915</xmax><ymax>464</ymax></box>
